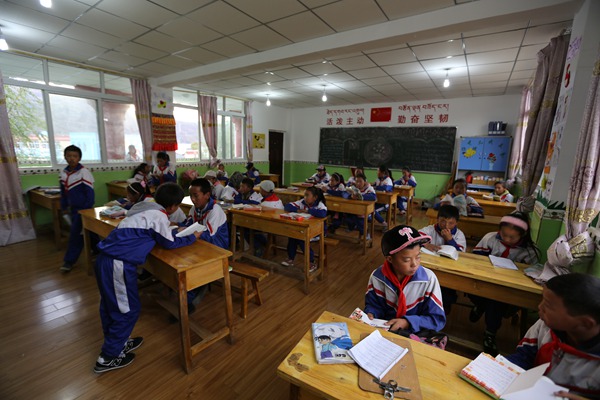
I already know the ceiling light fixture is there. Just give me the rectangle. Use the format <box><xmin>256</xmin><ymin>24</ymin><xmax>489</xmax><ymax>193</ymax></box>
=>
<box><xmin>266</xmin><ymin>94</ymin><xmax>271</xmax><ymax>107</ymax></box>
<box><xmin>0</xmin><ymin>27</ymin><xmax>8</xmax><ymax>51</ymax></box>
<box><xmin>40</xmin><ymin>0</ymin><xmax>52</xmax><ymax>8</ymax></box>
<box><xmin>443</xmin><ymin>69</ymin><xmax>450</xmax><ymax>88</ymax></box>
<box><xmin>321</xmin><ymin>86</ymin><xmax>327</xmax><ymax>102</ymax></box>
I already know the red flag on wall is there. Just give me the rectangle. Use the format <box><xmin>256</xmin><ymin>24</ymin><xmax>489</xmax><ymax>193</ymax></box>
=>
<box><xmin>370</xmin><ymin>107</ymin><xmax>392</xmax><ymax>122</ymax></box>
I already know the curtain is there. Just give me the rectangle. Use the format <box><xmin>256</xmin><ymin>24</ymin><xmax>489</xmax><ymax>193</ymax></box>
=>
<box><xmin>199</xmin><ymin>95</ymin><xmax>218</xmax><ymax>162</ymax></box>
<box><xmin>130</xmin><ymin>78</ymin><xmax>153</xmax><ymax>163</ymax></box>
<box><xmin>532</xmin><ymin>51</ymin><xmax>600</xmax><ymax>283</ymax></box>
<box><xmin>507</xmin><ymin>84</ymin><xmax>532</xmax><ymax>186</ymax></box>
<box><xmin>245</xmin><ymin>100</ymin><xmax>253</xmax><ymax>162</ymax></box>
<box><xmin>0</xmin><ymin>68</ymin><xmax>36</xmax><ymax>246</ymax></box>
<box><xmin>519</xmin><ymin>34</ymin><xmax>570</xmax><ymax>210</ymax></box>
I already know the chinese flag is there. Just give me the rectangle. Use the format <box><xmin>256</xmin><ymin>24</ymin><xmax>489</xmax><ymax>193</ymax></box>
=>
<box><xmin>370</xmin><ymin>107</ymin><xmax>392</xmax><ymax>122</ymax></box>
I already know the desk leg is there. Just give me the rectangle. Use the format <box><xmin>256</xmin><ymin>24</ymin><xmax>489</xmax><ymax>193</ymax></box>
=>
<box><xmin>222</xmin><ymin>259</ymin><xmax>234</xmax><ymax>344</ymax></box>
<box><xmin>362</xmin><ymin>213</ymin><xmax>368</xmax><ymax>255</ymax></box>
<box><xmin>231</xmin><ymin>224</ymin><xmax>239</xmax><ymax>260</ymax></box>
<box><xmin>178</xmin><ymin>274</ymin><xmax>193</xmax><ymax>374</ymax></box>
<box><xmin>386</xmin><ymin>202</ymin><xmax>392</xmax><ymax>228</ymax></box>
<box><xmin>82</xmin><ymin>227</ymin><xmax>93</xmax><ymax>276</ymax></box>
<box><xmin>289</xmin><ymin>384</ymin><xmax>300</xmax><ymax>400</ymax></box>
<box><xmin>369</xmin><ymin>212</ymin><xmax>374</xmax><ymax>249</ymax></box>
<box><xmin>407</xmin><ymin>196</ymin><xmax>413</xmax><ymax>223</ymax></box>
<box><xmin>303</xmin><ymin>233</ymin><xmax>310</xmax><ymax>294</ymax></box>
<box><xmin>319</xmin><ymin>231</ymin><xmax>325</xmax><ymax>281</ymax></box>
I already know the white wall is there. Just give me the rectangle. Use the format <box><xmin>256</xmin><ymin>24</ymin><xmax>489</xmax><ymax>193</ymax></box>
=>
<box><xmin>250</xmin><ymin>102</ymin><xmax>292</xmax><ymax>162</ymax></box>
<box><xmin>287</xmin><ymin>94</ymin><xmax>521</xmax><ymax>163</ymax></box>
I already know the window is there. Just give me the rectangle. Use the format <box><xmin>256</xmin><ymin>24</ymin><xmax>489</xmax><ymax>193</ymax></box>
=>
<box><xmin>1</xmin><ymin>52</ymin><xmax>142</xmax><ymax>168</ymax></box>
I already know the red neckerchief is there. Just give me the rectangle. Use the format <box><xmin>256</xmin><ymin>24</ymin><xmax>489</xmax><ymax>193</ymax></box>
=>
<box><xmin>381</xmin><ymin>260</ymin><xmax>411</xmax><ymax>318</ymax></box>
<box><xmin>497</xmin><ymin>232</ymin><xmax>524</xmax><ymax>258</ymax></box>
<box><xmin>263</xmin><ymin>193</ymin><xmax>279</xmax><ymax>202</ymax></box>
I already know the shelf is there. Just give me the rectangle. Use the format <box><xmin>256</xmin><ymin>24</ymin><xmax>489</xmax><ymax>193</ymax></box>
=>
<box><xmin>467</xmin><ymin>184</ymin><xmax>494</xmax><ymax>190</ymax></box>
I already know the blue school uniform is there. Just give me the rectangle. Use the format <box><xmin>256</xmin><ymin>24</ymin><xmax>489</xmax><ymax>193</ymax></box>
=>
<box><xmin>373</xmin><ymin>176</ymin><xmax>393</xmax><ymax>224</ymax></box>
<box><xmin>346</xmin><ymin>184</ymin><xmax>376</xmax><ymax>235</ymax></box>
<box><xmin>394</xmin><ymin>175</ymin><xmax>417</xmax><ymax>211</ymax></box>
<box><xmin>151</xmin><ymin>162</ymin><xmax>177</xmax><ymax>186</ymax></box>
<box><xmin>60</xmin><ymin>163</ymin><xmax>97</xmax><ymax>265</ymax></box>
<box><xmin>284</xmin><ymin>199</ymin><xmax>327</xmax><ymax>262</ymax></box>
<box><xmin>95</xmin><ymin>201</ymin><xmax>196</xmax><ymax>358</ymax></box>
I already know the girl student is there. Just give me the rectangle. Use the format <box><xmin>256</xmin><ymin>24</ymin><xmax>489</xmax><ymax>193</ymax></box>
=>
<box><xmin>281</xmin><ymin>186</ymin><xmax>327</xmax><ymax>273</ymax></box>
<box><xmin>346</xmin><ymin>173</ymin><xmax>377</xmax><ymax>240</ymax></box>
<box><xmin>128</xmin><ymin>163</ymin><xmax>152</xmax><ymax>191</ymax></box>
<box><xmin>470</xmin><ymin>211</ymin><xmax>540</xmax><ymax>355</ymax></box>
<box><xmin>373</xmin><ymin>165</ymin><xmax>394</xmax><ymax>231</ymax></box>
<box><xmin>394</xmin><ymin>166</ymin><xmax>418</xmax><ymax>214</ymax></box>
<box><xmin>347</xmin><ymin>166</ymin><xmax>364</xmax><ymax>187</ymax></box>
<box><xmin>326</xmin><ymin>173</ymin><xmax>348</xmax><ymax>234</ymax></box>
<box><xmin>121</xmin><ymin>182</ymin><xmax>152</xmax><ymax>210</ymax></box>
<box><xmin>151</xmin><ymin>152</ymin><xmax>177</xmax><ymax>186</ymax></box>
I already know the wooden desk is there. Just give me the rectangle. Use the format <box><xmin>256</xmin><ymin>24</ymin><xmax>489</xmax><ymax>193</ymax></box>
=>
<box><xmin>477</xmin><ymin>198</ymin><xmax>517</xmax><ymax>217</ymax></box>
<box><xmin>326</xmin><ymin>197</ymin><xmax>375</xmax><ymax>255</ymax></box>
<box><xmin>420</xmin><ymin>252</ymin><xmax>542</xmax><ymax>310</ymax></box>
<box><xmin>79</xmin><ymin>207</ymin><xmax>234</xmax><ymax>373</ymax></box>
<box><xmin>426</xmin><ymin>208</ymin><xmax>501</xmax><ymax>240</ymax></box>
<box><xmin>277</xmin><ymin>311</ymin><xmax>488</xmax><ymax>400</ymax></box>
<box><xmin>393</xmin><ymin>185</ymin><xmax>415</xmax><ymax>223</ymax></box>
<box><xmin>375</xmin><ymin>191</ymin><xmax>398</xmax><ymax>227</ymax></box>
<box><xmin>229</xmin><ymin>208</ymin><xmax>325</xmax><ymax>294</ymax></box>
<box><xmin>106</xmin><ymin>181</ymin><xmax>128</xmax><ymax>199</ymax></box>
<box><xmin>464</xmin><ymin>190</ymin><xmax>491</xmax><ymax>199</ymax></box>
<box><xmin>291</xmin><ymin>182</ymin><xmax>314</xmax><ymax>189</ymax></box>
<box><xmin>258</xmin><ymin>173</ymin><xmax>280</xmax><ymax>187</ymax></box>
<box><xmin>273</xmin><ymin>188</ymin><xmax>305</xmax><ymax>204</ymax></box>
<box><xmin>29</xmin><ymin>189</ymin><xmax>63</xmax><ymax>250</ymax></box>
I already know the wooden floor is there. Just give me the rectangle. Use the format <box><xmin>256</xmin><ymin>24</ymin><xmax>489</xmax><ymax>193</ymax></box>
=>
<box><xmin>0</xmin><ymin>207</ymin><xmax>535</xmax><ymax>399</ymax></box>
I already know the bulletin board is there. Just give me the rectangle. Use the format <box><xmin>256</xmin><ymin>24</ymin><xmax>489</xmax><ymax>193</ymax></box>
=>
<box><xmin>318</xmin><ymin>127</ymin><xmax>457</xmax><ymax>173</ymax></box>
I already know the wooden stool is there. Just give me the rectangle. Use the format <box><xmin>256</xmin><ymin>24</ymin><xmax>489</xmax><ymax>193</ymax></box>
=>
<box><xmin>230</xmin><ymin>262</ymin><xmax>269</xmax><ymax>319</ymax></box>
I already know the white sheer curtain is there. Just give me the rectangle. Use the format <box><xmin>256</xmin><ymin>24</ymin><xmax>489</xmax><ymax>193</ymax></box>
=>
<box><xmin>0</xmin><ymin>68</ymin><xmax>36</xmax><ymax>246</ymax></box>
<box><xmin>507</xmin><ymin>84</ymin><xmax>532</xmax><ymax>186</ymax></box>
<box><xmin>199</xmin><ymin>95</ymin><xmax>218</xmax><ymax>162</ymax></box>
<box><xmin>130</xmin><ymin>78</ymin><xmax>153</xmax><ymax>163</ymax></box>
<box><xmin>245</xmin><ymin>100</ymin><xmax>253</xmax><ymax>162</ymax></box>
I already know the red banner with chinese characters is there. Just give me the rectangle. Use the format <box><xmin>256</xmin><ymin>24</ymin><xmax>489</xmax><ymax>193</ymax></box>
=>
<box><xmin>370</xmin><ymin>107</ymin><xmax>392</xmax><ymax>122</ymax></box>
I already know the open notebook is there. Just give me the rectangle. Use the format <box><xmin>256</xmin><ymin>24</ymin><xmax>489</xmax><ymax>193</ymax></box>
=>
<box><xmin>420</xmin><ymin>245</ymin><xmax>459</xmax><ymax>260</ymax></box>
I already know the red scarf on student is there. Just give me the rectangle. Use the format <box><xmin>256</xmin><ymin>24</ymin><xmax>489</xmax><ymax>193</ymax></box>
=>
<box><xmin>381</xmin><ymin>260</ymin><xmax>412</xmax><ymax>318</ymax></box>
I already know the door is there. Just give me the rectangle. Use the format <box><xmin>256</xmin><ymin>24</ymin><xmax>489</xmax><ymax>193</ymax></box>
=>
<box><xmin>268</xmin><ymin>130</ymin><xmax>284</xmax><ymax>186</ymax></box>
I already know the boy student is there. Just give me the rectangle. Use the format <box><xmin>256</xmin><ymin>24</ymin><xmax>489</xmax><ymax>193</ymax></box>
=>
<box><xmin>364</xmin><ymin>225</ymin><xmax>446</xmax><ymax>335</ymax></box>
<box><xmin>234</xmin><ymin>178</ymin><xmax>262</xmax><ymax>205</ymax></box>
<box><xmin>151</xmin><ymin>151</ymin><xmax>176</xmax><ymax>186</ymax></box>
<box><xmin>60</xmin><ymin>145</ymin><xmax>97</xmax><ymax>272</ymax></box>
<box><xmin>221</xmin><ymin>171</ymin><xmax>243</xmax><ymax>202</ymax></box>
<box><xmin>307</xmin><ymin>165</ymin><xmax>330</xmax><ymax>184</ymax></box>
<box><xmin>259</xmin><ymin>180</ymin><xmax>284</xmax><ymax>209</ymax></box>
<box><xmin>505</xmin><ymin>273</ymin><xmax>600</xmax><ymax>398</ymax></box>
<box><xmin>93</xmin><ymin>182</ymin><xmax>201</xmax><ymax>373</ymax></box>
<box><xmin>203</xmin><ymin>170</ymin><xmax>224</xmax><ymax>200</ymax></box>
<box><xmin>493</xmin><ymin>181</ymin><xmax>514</xmax><ymax>203</ymax></box>
<box><xmin>245</xmin><ymin>162</ymin><xmax>261</xmax><ymax>184</ymax></box>
<box><xmin>436</xmin><ymin>178</ymin><xmax>484</xmax><ymax>216</ymax></box>
<box><xmin>373</xmin><ymin>165</ymin><xmax>394</xmax><ymax>232</ymax></box>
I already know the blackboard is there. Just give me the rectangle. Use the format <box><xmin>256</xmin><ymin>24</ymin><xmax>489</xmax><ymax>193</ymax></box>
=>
<box><xmin>319</xmin><ymin>127</ymin><xmax>457</xmax><ymax>173</ymax></box>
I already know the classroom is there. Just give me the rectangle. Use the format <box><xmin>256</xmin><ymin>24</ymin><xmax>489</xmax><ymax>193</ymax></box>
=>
<box><xmin>1</xmin><ymin>0</ymin><xmax>600</xmax><ymax>399</ymax></box>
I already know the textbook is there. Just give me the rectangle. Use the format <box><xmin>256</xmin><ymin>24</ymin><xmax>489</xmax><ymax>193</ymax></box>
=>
<box><xmin>459</xmin><ymin>353</ymin><xmax>565</xmax><ymax>399</ymax></box>
<box><xmin>99</xmin><ymin>206</ymin><xmax>127</xmax><ymax>218</ymax></box>
<box><xmin>312</xmin><ymin>322</ymin><xmax>354</xmax><ymax>364</ymax></box>
<box><xmin>348</xmin><ymin>307</ymin><xmax>389</xmax><ymax>330</ymax></box>
<box><xmin>489</xmin><ymin>255</ymin><xmax>518</xmax><ymax>270</ymax></box>
<box><xmin>346</xmin><ymin>186</ymin><xmax>363</xmax><ymax>200</ymax></box>
<box><xmin>420</xmin><ymin>245</ymin><xmax>460</xmax><ymax>260</ymax></box>
<box><xmin>280</xmin><ymin>212</ymin><xmax>312</xmax><ymax>221</ymax></box>
<box><xmin>348</xmin><ymin>329</ymin><xmax>409</xmax><ymax>380</ymax></box>
<box><xmin>175</xmin><ymin>222</ymin><xmax>207</xmax><ymax>237</ymax></box>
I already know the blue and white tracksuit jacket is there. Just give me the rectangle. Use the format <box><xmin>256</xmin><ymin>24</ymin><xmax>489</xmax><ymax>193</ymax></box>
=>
<box><xmin>506</xmin><ymin>319</ymin><xmax>600</xmax><ymax>399</ymax></box>
<box><xmin>309</xmin><ymin>172</ymin><xmax>330</xmax><ymax>184</ymax></box>
<box><xmin>394</xmin><ymin>175</ymin><xmax>417</xmax><ymax>211</ymax></box>
<box><xmin>434</xmin><ymin>193</ymin><xmax>484</xmax><ymax>214</ymax></box>
<box><xmin>327</xmin><ymin>182</ymin><xmax>348</xmax><ymax>229</ymax></box>
<box><xmin>347</xmin><ymin>184</ymin><xmax>376</xmax><ymax>235</ymax></box>
<box><xmin>246</xmin><ymin>169</ymin><xmax>261</xmax><ymax>183</ymax></box>
<box><xmin>374</xmin><ymin>177</ymin><xmax>393</xmax><ymax>223</ymax></box>
<box><xmin>151</xmin><ymin>162</ymin><xmax>177</xmax><ymax>186</ymax></box>
<box><xmin>419</xmin><ymin>224</ymin><xmax>466</xmax><ymax>252</ymax></box>
<box><xmin>364</xmin><ymin>265</ymin><xmax>446</xmax><ymax>333</ymax></box>
<box><xmin>284</xmin><ymin>199</ymin><xmax>327</xmax><ymax>262</ymax></box>
<box><xmin>234</xmin><ymin>191</ymin><xmax>262</xmax><ymax>205</ymax></box>
<box><xmin>182</xmin><ymin>197</ymin><xmax>229</xmax><ymax>250</ymax></box>
<box><xmin>95</xmin><ymin>201</ymin><xmax>197</xmax><ymax>357</ymax></box>
<box><xmin>60</xmin><ymin>164</ymin><xmax>96</xmax><ymax>264</ymax></box>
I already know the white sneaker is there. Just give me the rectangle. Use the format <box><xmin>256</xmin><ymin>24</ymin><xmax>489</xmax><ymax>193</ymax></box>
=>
<box><xmin>310</xmin><ymin>235</ymin><xmax>321</xmax><ymax>242</ymax></box>
<box><xmin>366</xmin><ymin>233</ymin><xmax>372</xmax><ymax>241</ymax></box>
<box><xmin>309</xmin><ymin>263</ymin><xmax>318</xmax><ymax>273</ymax></box>
<box><xmin>281</xmin><ymin>259</ymin><xmax>294</xmax><ymax>267</ymax></box>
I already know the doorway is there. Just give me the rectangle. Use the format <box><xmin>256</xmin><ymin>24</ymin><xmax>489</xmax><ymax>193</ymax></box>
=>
<box><xmin>268</xmin><ymin>130</ymin><xmax>284</xmax><ymax>186</ymax></box>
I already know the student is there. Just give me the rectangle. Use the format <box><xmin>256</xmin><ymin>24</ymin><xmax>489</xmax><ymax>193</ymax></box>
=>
<box><xmin>326</xmin><ymin>173</ymin><xmax>348</xmax><ymax>234</ymax></box>
<box><xmin>373</xmin><ymin>165</ymin><xmax>394</xmax><ymax>231</ymax></box>
<box><xmin>394</xmin><ymin>166</ymin><xmax>417</xmax><ymax>214</ymax></box>
<box><xmin>307</xmin><ymin>165</ymin><xmax>330</xmax><ymax>184</ymax></box>
<box><xmin>180</xmin><ymin>178</ymin><xmax>230</xmax><ymax>308</ymax></box>
<box><xmin>203</xmin><ymin>170</ymin><xmax>224</xmax><ymax>200</ymax></box>
<box><xmin>493</xmin><ymin>181</ymin><xmax>514</xmax><ymax>203</ymax></box>
<box><xmin>234</xmin><ymin>178</ymin><xmax>262</xmax><ymax>205</ymax></box>
<box><xmin>281</xmin><ymin>186</ymin><xmax>327</xmax><ymax>272</ymax></box>
<box><xmin>245</xmin><ymin>162</ymin><xmax>261</xmax><ymax>184</ymax></box>
<box><xmin>117</xmin><ymin>182</ymin><xmax>152</xmax><ymax>210</ymax></box>
<box><xmin>125</xmin><ymin>144</ymin><xmax>141</xmax><ymax>162</ymax></box>
<box><xmin>93</xmin><ymin>182</ymin><xmax>201</xmax><ymax>373</ymax></box>
<box><xmin>364</xmin><ymin>225</ymin><xmax>446</xmax><ymax>335</ymax></box>
<box><xmin>151</xmin><ymin>152</ymin><xmax>176</xmax><ymax>186</ymax></box>
<box><xmin>419</xmin><ymin>205</ymin><xmax>466</xmax><ymax>313</ymax></box>
<box><xmin>259</xmin><ymin>180</ymin><xmax>283</xmax><ymax>209</ymax></box>
<box><xmin>470</xmin><ymin>212</ymin><xmax>540</xmax><ymax>354</ymax></box>
<box><xmin>436</xmin><ymin>178</ymin><xmax>484</xmax><ymax>216</ymax></box>
<box><xmin>127</xmin><ymin>163</ymin><xmax>151</xmax><ymax>189</ymax></box>
<box><xmin>221</xmin><ymin>171</ymin><xmax>243</xmax><ymax>202</ymax></box>
<box><xmin>347</xmin><ymin>166</ymin><xmax>363</xmax><ymax>187</ymax></box>
<box><xmin>60</xmin><ymin>145</ymin><xmax>97</xmax><ymax>273</ymax></box>
<box><xmin>505</xmin><ymin>273</ymin><xmax>600</xmax><ymax>398</ymax></box>
<box><xmin>346</xmin><ymin>173</ymin><xmax>377</xmax><ymax>240</ymax></box>
<box><xmin>216</xmin><ymin>163</ymin><xmax>228</xmax><ymax>180</ymax></box>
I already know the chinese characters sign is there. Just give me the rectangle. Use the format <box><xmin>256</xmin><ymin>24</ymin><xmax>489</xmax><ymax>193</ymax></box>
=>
<box><xmin>325</xmin><ymin>103</ymin><xmax>450</xmax><ymax>126</ymax></box>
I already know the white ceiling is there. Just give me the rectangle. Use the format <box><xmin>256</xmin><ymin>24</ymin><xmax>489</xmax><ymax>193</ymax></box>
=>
<box><xmin>0</xmin><ymin>0</ymin><xmax>580</xmax><ymax>108</ymax></box>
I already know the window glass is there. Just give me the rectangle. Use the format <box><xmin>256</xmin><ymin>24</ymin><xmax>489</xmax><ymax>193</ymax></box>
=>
<box><xmin>48</xmin><ymin>63</ymin><xmax>101</xmax><ymax>92</ymax></box>
<box><xmin>0</xmin><ymin>52</ymin><xmax>44</xmax><ymax>83</ymax></box>
<box><xmin>5</xmin><ymin>85</ymin><xmax>51</xmax><ymax>167</ymax></box>
<box><xmin>103</xmin><ymin>102</ymin><xmax>142</xmax><ymax>163</ymax></box>
<box><xmin>225</xmin><ymin>97</ymin><xmax>243</xmax><ymax>113</ymax></box>
<box><xmin>173</xmin><ymin>88</ymin><xmax>198</xmax><ymax>107</ymax></box>
<box><xmin>104</xmin><ymin>74</ymin><xmax>132</xmax><ymax>96</ymax></box>
<box><xmin>174</xmin><ymin>107</ymin><xmax>200</xmax><ymax>161</ymax></box>
<box><xmin>216</xmin><ymin>95</ymin><xmax>224</xmax><ymax>111</ymax></box>
<box><xmin>231</xmin><ymin>116</ymin><xmax>244</xmax><ymax>158</ymax></box>
<box><xmin>49</xmin><ymin>94</ymin><xmax>101</xmax><ymax>164</ymax></box>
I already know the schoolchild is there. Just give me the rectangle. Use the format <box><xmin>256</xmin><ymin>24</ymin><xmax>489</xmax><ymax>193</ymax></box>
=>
<box><xmin>373</xmin><ymin>165</ymin><xmax>393</xmax><ymax>231</ymax></box>
<box><xmin>221</xmin><ymin>171</ymin><xmax>243</xmax><ymax>202</ymax></box>
<box><xmin>234</xmin><ymin>178</ymin><xmax>263</xmax><ymax>205</ymax></box>
<box><xmin>326</xmin><ymin>173</ymin><xmax>348</xmax><ymax>234</ymax></box>
<box><xmin>494</xmin><ymin>181</ymin><xmax>514</xmax><ymax>203</ymax></box>
<box><xmin>93</xmin><ymin>182</ymin><xmax>200</xmax><ymax>373</ymax></box>
<box><xmin>60</xmin><ymin>145</ymin><xmax>97</xmax><ymax>272</ymax></box>
<box><xmin>393</xmin><ymin>166</ymin><xmax>417</xmax><ymax>214</ymax></box>
<box><xmin>127</xmin><ymin>163</ymin><xmax>151</xmax><ymax>190</ymax></box>
<box><xmin>203</xmin><ymin>170</ymin><xmax>224</xmax><ymax>200</ymax></box>
<box><xmin>245</xmin><ymin>162</ymin><xmax>261</xmax><ymax>184</ymax></box>
<box><xmin>436</xmin><ymin>178</ymin><xmax>484</xmax><ymax>215</ymax></box>
<box><xmin>259</xmin><ymin>180</ymin><xmax>284</xmax><ymax>209</ymax></box>
<box><xmin>308</xmin><ymin>165</ymin><xmax>330</xmax><ymax>184</ymax></box>
<box><xmin>347</xmin><ymin>166</ymin><xmax>363</xmax><ymax>187</ymax></box>
<box><xmin>281</xmin><ymin>187</ymin><xmax>327</xmax><ymax>272</ymax></box>
<box><xmin>151</xmin><ymin>152</ymin><xmax>176</xmax><ymax>186</ymax></box>
<box><xmin>346</xmin><ymin>173</ymin><xmax>377</xmax><ymax>240</ymax></box>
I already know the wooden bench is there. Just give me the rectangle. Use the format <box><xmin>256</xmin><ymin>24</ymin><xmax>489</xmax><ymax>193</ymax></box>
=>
<box><xmin>321</xmin><ymin>237</ymin><xmax>340</xmax><ymax>274</ymax></box>
<box><xmin>230</xmin><ymin>262</ymin><xmax>269</xmax><ymax>319</ymax></box>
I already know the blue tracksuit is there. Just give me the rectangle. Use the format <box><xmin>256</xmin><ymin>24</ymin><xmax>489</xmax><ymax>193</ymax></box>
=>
<box><xmin>284</xmin><ymin>199</ymin><xmax>327</xmax><ymax>262</ymax></box>
<box><xmin>95</xmin><ymin>202</ymin><xmax>196</xmax><ymax>357</ymax></box>
<box><xmin>373</xmin><ymin>177</ymin><xmax>393</xmax><ymax>223</ymax></box>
